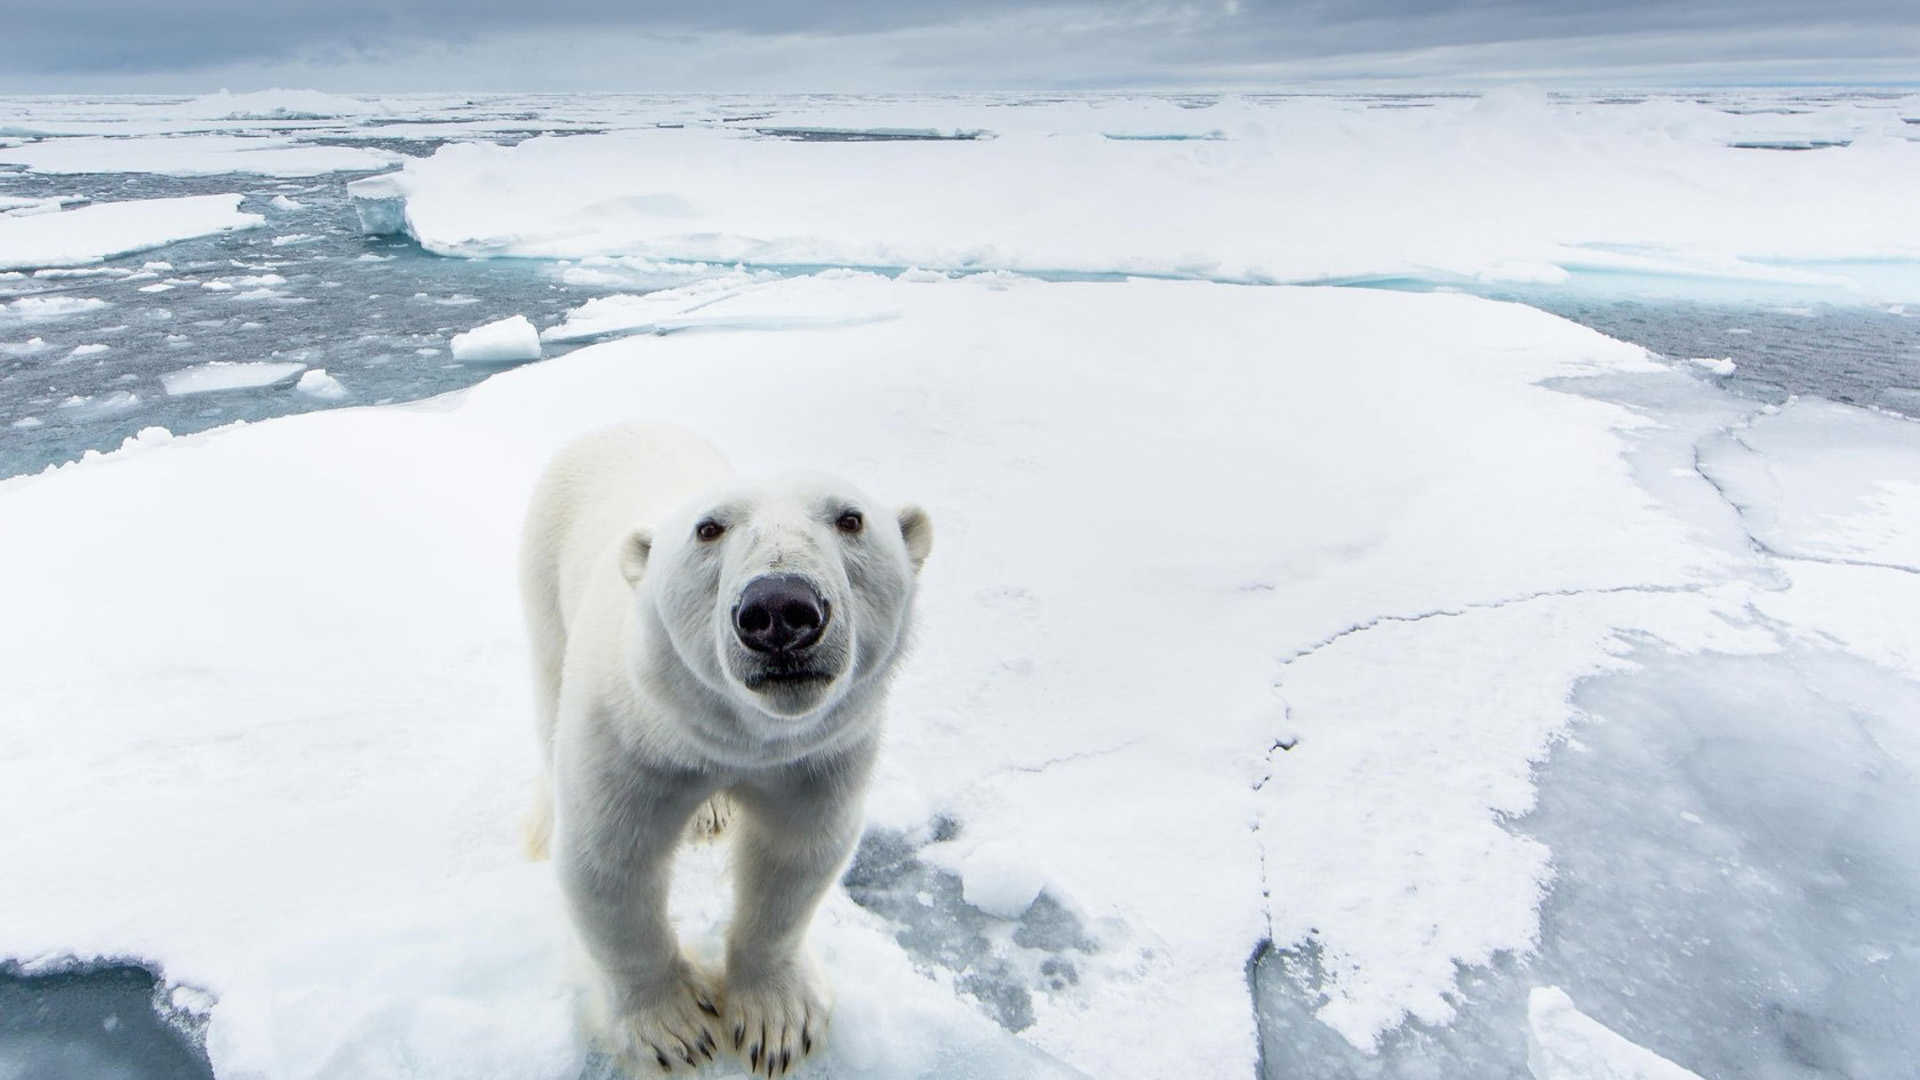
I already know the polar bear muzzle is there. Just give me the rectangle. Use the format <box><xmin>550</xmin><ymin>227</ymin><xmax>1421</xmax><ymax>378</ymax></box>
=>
<box><xmin>731</xmin><ymin>573</ymin><xmax>830</xmax><ymax>656</ymax></box>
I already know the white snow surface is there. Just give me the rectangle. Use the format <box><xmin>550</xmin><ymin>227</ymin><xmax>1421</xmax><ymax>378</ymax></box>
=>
<box><xmin>0</xmin><ymin>195</ymin><xmax>262</xmax><ymax>271</ymax></box>
<box><xmin>1526</xmin><ymin>988</ymin><xmax>1703</xmax><ymax>1080</ymax></box>
<box><xmin>1</xmin><ymin>274</ymin><xmax>1917</xmax><ymax>1078</ymax></box>
<box><xmin>449</xmin><ymin>313</ymin><xmax>542</xmax><ymax>364</ymax></box>
<box><xmin>362</xmin><ymin>95</ymin><xmax>1920</xmax><ymax>302</ymax></box>
<box><xmin>159</xmin><ymin>360</ymin><xmax>306</xmax><ymax>396</ymax></box>
<box><xmin>0</xmin><ymin>135</ymin><xmax>398</xmax><ymax>177</ymax></box>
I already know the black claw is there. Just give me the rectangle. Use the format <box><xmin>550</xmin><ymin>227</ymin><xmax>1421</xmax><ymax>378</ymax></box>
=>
<box><xmin>654</xmin><ymin>1050</ymin><xmax>671</xmax><ymax>1071</ymax></box>
<box><xmin>750</xmin><ymin>1043</ymin><xmax>761</xmax><ymax>1069</ymax></box>
<box><xmin>780</xmin><ymin>1049</ymin><xmax>791</xmax><ymax>1072</ymax></box>
<box><xmin>697</xmin><ymin>997</ymin><xmax>720</xmax><ymax>1017</ymax></box>
<box><xmin>734</xmin><ymin>1025</ymin><xmax>746</xmax><ymax>1050</ymax></box>
<box><xmin>802</xmin><ymin>1030</ymin><xmax>812</xmax><ymax>1054</ymax></box>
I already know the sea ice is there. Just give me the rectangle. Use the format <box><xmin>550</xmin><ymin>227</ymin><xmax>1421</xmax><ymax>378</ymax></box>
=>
<box><xmin>0</xmin><ymin>336</ymin><xmax>50</xmax><ymax>356</ymax></box>
<box><xmin>1526</xmin><ymin>988</ymin><xmax>1702</xmax><ymax>1080</ymax></box>
<box><xmin>1</xmin><ymin>296</ymin><xmax>110</xmax><ymax>321</ymax></box>
<box><xmin>363</xmin><ymin>98</ymin><xmax>1920</xmax><ymax>302</ymax></box>
<box><xmin>159</xmin><ymin>360</ymin><xmax>306</xmax><ymax>396</ymax></box>
<box><xmin>1</xmin><ymin>271</ymin><xmax>1916</xmax><ymax>1078</ymax></box>
<box><xmin>294</xmin><ymin>369</ymin><xmax>348</xmax><ymax>400</ymax></box>
<box><xmin>0</xmin><ymin>135</ymin><xmax>398</xmax><ymax>178</ymax></box>
<box><xmin>449</xmin><ymin>314</ymin><xmax>542</xmax><ymax>364</ymax></box>
<box><xmin>183</xmin><ymin>88</ymin><xmax>383</xmax><ymax>121</ymax></box>
<box><xmin>0</xmin><ymin>195</ymin><xmax>262</xmax><ymax>271</ymax></box>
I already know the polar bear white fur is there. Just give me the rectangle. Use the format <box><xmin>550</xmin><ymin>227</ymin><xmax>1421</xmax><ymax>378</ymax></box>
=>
<box><xmin>520</xmin><ymin>423</ymin><xmax>931</xmax><ymax>1076</ymax></box>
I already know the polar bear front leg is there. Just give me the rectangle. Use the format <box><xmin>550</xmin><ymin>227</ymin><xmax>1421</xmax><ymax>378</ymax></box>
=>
<box><xmin>555</xmin><ymin>763</ymin><xmax>722</xmax><ymax>1074</ymax></box>
<box><xmin>722</xmin><ymin>748</ymin><xmax>874</xmax><ymax>1077</ymax></box>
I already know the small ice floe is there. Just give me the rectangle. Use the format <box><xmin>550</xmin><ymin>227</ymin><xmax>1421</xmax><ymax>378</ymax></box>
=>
<box><xmin>294</xmin><ymin>369</ymin><xmax>348</xmax><ymax>400</ymax></box>
<box><xmin>0</xmin><ymin>336</ymin><xmax>50</xmax><ymax>356</ymax></box>
<box><xmin>270</xmin><ymin>234</ymin><xmax>316</xmax><ymax>247</ymax></box>
<box><xmin>143</xmin><ymin>261</ymin><xmax>173</xmax><ymax>272</ymax></box>
<box><xmin>159</xmin><ymin>360</ymin><xmax>305</xmax><ymax>396</ymax></box>
<box><xmin>3</xmin><ymin>295</ymin><xmax>110</xmax><ymax>322</ymax></box>
<box><xmin>56</xmin><ymin>390</ymin><xmax>139</xmax><ymax>416</ymax></box>
<box><xmin>449</xmin><ymin>314</ymin><xmax>541</xmax><ymax>365</ymax></box>
<box><xmin>68</xmin><ymin>343</ymin><xmax>109</xmax><ymax>358</ymax></box>
<box><xmin>1527</xmin><ymin>987</ymin><xmax>1703</xmax><ymax>1080</ymax></box>
<box><xmin>139</xmin><ymin>282</ymin><xmax>174</xmax><ymax>293</ymax></box>
<box><xmin>269</xmin><ymin>195</ymin><xmax>305</xmax><ymax>212</ymax></box>
<box><xmin>33</xmin><ymin>266</ymin><xmax>130</xmax><ymax>279</ymax></box>
<box><xmin>1687</xmin><ymin>356</ymin><xmax>1737</xmax><ymax>376</ymax></box>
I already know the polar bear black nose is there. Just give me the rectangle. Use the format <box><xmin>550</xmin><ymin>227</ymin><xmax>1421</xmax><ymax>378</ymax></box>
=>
<box><xmin>733</xmin><ymin>574</ymin><xmax>829</xmax><ymax>654</ymax></box>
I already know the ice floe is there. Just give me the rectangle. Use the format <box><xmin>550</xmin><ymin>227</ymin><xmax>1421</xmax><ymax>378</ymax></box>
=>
<box><xmin>353</xmin><ymin>97</ymin><xmax>1920</xmax><ymax>302</ymax></box>
<box><xmin>159</xmin><ymin>360</ymin><xmax>306</xmax><ymax>396</ymax></box>
<box><xmin>0</xmin><ymin>195</ymin><xmax>262</xmax><ymax>271</ymax></box>
<box><xmin>5</xmin><ymin>275</ymin><xmax>1913</xmax><ymax>1078</ymax></box>
<box><xmin>449</xmin><ymin>313</ymin><xmax>542</xmax><ymax>364</ymax></box>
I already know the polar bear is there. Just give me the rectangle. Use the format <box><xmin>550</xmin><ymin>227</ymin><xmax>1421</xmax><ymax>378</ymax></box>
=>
<box><xmin>519</xmin><ymin>423</ymin><xmax>931</xmax><ymax>1076</ymax></box>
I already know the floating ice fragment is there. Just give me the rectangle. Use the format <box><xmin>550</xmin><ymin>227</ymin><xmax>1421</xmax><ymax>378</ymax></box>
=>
<box><xmin>1687</xmin><ymin>356</ymin><xmax>1737</xmax><ymax>375</ymax></box>
<box><xmin>0</xmin><ymin>194</ymin><xmax>261</xmax><ymax>270</ymax></box>
<box><xmin>0</xmin><ymin>336</ymin><xmax>49</xmax><ymax>356</ymax></box>
<box><xmin>2</xmin><ymin>295</ymin><xmax>109</xmax><ymax>321</ymax></box>
<box><xmin>295</xmin><ymin>369</ymin><xmax>348</xmax><ymax>400</ymax></box>
<box><xmin>160</xmin><ymin>360</ymin><xmax>305</xmax><ymax>396</ymax></box>
<box><xmin>68</xmin><ymin>343</ymin><xmax>109</xmax><ymax>358</ymax></box>
<box><xmin>271</xmin><ymin>233</ymin><xmax>316</xmax><ymax>246</ymax></box>
<box><xmin>269</xmin><ymin>195</ymin><xmax>305</xmax><ymax>212</ymax></box>
<box><xmin>449</xmin><ymin>314</ymin><xmax>541</xmax><ymax>364</ymax></box>
<box><xmin>1526</xmin><ymin>987</ymin><xmax>1703</xmax><ymax>1080</ymax></box>
<box><xmin>10</xmin><ymin>415</ymin><xmax>42</xmax><ymax>428</ymax></box>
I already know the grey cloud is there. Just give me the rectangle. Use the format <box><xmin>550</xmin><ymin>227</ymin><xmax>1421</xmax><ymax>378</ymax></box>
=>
<box><xmin>0</xmin><ymin>0</ymin><xmax>1914</xmax><ymax>87</ymax></box>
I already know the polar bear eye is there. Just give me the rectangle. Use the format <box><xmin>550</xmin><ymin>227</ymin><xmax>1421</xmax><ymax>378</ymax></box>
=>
<box><xmin>695</xmin><ymin>519</ymin><xmax>725</xmax><ymax>542</ymax></box>
<box><xmin>835</xmin><ymin>510</ymin><xmax>864</xmax><ymax>535</ymax></box>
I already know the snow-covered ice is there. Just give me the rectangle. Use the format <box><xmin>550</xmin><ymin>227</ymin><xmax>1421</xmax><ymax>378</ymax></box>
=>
<box><xmin>0</xmin><ymin>135</ymin><xmax>398</xmax><ymax>177</ymax></box>
<box><xmin>0</xmin><ymin>195</ymin><xmax>262</xmax><ymax>271</ymax></box>
<box><xmin>4</xmin><ymin>271</ymin><xmax>1915</xmax><ymax>1077</ymax></box>
<box><xmin>357</xmin><ymin>95</ymin><xmax>1920</xmax><ymax>302</ymax></box>
<box><xmin>449</xmin><ymin>313</ymin><xmax>542</xmax><ymax>364</ymax></box>
<box><xmin>294</xmin><ymin>369</ymin><xmax>348</xmax><ymax>400</ymax></box>
<box><xmin>183</xmin><ymin>88</ymin><xmax>384</xmax><ymax>122</ymax></box>
<box><xmin>159</xmin><ymin>360</ymin><xmax>306</xmax><ymax>396</ymax></box>
<box><xmin>2</xmin><ymin>295</ymin><xmax>110</xmax><ymax>321</ymax></box>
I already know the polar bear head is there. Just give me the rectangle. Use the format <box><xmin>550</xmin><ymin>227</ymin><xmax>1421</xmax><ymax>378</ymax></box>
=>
<box><xmin>624</xmin><ymin>474</ymin><xmax>931</xmax><ymax>732</ymax></box>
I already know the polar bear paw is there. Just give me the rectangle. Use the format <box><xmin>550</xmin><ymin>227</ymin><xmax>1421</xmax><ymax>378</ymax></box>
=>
<box><xmin>605</xmin><ymin>965</ymin><xmax>724</xmax><ymax>1074</ymax></box>
<box><xmin>686</xmin><ymin>793</ymin><xmax>735</xmax><ymax>844</ymax></box>
<box><xmin>723</xmin><ymin>959</ymin><xmax>831</xmax><ymax>1078</ymax></box>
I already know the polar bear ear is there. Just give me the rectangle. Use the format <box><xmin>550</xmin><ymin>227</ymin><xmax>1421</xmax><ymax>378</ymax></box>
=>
<box><xmin>897</xmin><ymin>505</ymin><xmax>932</xmax><ymax>573</ymax></box>
<box><xmin>618</xmin><ymin>527</ymin><xmax>652</xmax><ymax>587</ymax></box>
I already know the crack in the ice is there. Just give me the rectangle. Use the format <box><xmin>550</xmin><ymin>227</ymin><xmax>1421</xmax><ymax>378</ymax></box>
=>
<box><xmin>1274</xmin><ymin>581</ymin><xmax>1708</xmax><ymax>670</ymax></box>
<box><xmin>966</xmin><ymin>737</ymin><xmax>1148</xmax><ymax>786</ymax></box>
<box><xmin>1690</xmin><ymin>433</ymin><xmax>1920</xmax><ymax>577</ymax></box>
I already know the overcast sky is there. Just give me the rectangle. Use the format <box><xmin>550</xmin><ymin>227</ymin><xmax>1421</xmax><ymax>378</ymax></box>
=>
<box><xmin>1</xmin><ymin>0</ymin><xmax>1916</xmax><ymax>93</ymax></box>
